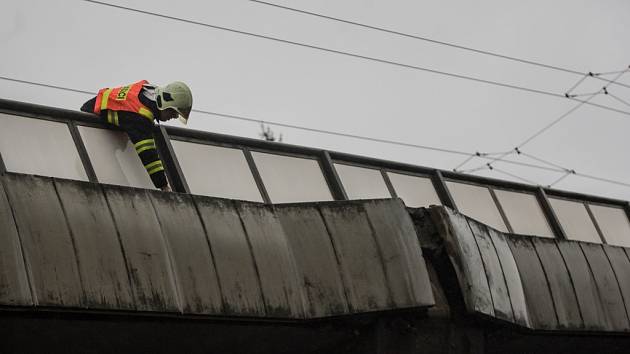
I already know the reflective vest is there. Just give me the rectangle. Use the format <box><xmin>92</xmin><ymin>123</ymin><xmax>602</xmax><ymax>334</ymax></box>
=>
<box><xmin>93</xmin><ymin>80</ymin><xmax>155</xmax><ymax>121</ymax></box>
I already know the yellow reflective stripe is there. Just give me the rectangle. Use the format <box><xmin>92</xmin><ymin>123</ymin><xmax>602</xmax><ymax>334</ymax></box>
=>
<box><xmin>100</xmin><ymin>89</ymin><xmax>112</xmax><ymax>111</ymax></box>
<box><xmin>147</xmin><ymin>165</ymin><xmax>165</xmax><ymax>175</ymax></box>
<box><xmin>134</xmin><ymin>139</ymin><xmax>155</xmax><ymax>149</ymax></box>
<box><xmin>136</xmin><ymin>145</ymin><xmax>157</xmax><ymax>154</ymax></box>
<box><xmin>106</xmin><ymin>111</ymin><xmax>119</xmax><ymax>126</ymax></box>
<box><xmin>138</xmin><ymin>107</ymin><xmax>154</xmax><ymax>121</ymax></box>
<box><xmin>144</xmin><ymin>160</ymin><xmax>163</xmax><ymax>171</ymax></box>
<box><xmin>134</xmin><ymin>139</ymin><xmax>156</xmax><ymax>154</ymax></box>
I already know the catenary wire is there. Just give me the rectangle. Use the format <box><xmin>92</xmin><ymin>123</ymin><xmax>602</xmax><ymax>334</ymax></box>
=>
<box><xmin>608</xmin><ymin>93</ymin><xmax>630</xmax><ymax>107</ymax></box>
<box><xmin>548</xmin><ymin>171</ymin><xmax>572</xmax><ymax>188</ymax></box>
<box><xmin>565</xmin><ymin>73</ymin><xmax>589</xmax><ymax>95</ymax></box>
<box><xmin>81</xmin><ymin>0</ymin><xmax>630</xmax><ymax>118</ymax></box>
<box><xmin>490</xmin><ymin>166</ymin><xmax>541</xmax><ymax>185</ymax></box>
<box><xmin>459</xmin><ymin>68</ymin><xmax>630</xmax><ymax>172</ymax></box>
<box><xmin>249</xmin><ymin>0</ymin><xmax>630</xmax><ymax>90</ymax></box>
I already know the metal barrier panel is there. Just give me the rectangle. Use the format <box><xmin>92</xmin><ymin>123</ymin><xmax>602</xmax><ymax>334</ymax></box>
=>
<box><xmin>193</xmin><ymin>197</ymin><xmax>266</xmax><ymax>316</ymax></box>
<box><xmin>0</xmin><ymin>176</ymin><xmax>32</xmax><ymax>306</ymax></box>
<box><xmin>103</xmin><ymin>186</ymin><xmax>180</xmax><ymax>312</ymax></box>
<box><xmin>54</xmin><ymin>178</ymin><xmax>134</xmax><ymax>310</ymax></box>
<box><xmin>507</xmin><ymin>237</ymin><xmax>558</xmax><ymax>329</ymax></box>
<box><xmin>431</xmin><ymin>207</ymin><xmax>494</xmax><ymax>317</ymax></box>
<box><xmin>149</xmin><ymin>191</ymin><xmax>223</xmax><ymax>314</ymax></box>
<box><xmin>580</xmin><ymin>243</ymin><xmax>630</xmax><ymax>331</ymax></box>
<box><xmin>530</xmin><ymin>238</ymin><xmax>582</xmax><ymax>329</ymax></box>
<box><xmin>468</xmin><ymin>221</ymin><xmax>514</xmax><ymax>322</ymax></box>
<box><xmin>319</xmin><ymin>203</ymin><xmax>392</xmax><ymax>312</ymax></box>
<box><xmin>602</xmin><ymin>246</ymin><xmax>630</xmax><ymax>324</ymax></box>
<box><xmin>237</xmin><ymin>203</ymin><xmax>306</xmax><ymax>318</ymax></box>
<box><xmin>362</xmin><ymin>199</ymin><xmax>434</xmax><ymax>309</ymax></box>
<box><xmin>2</xmin><ymin>174</ymin><xmax>83</xmax><ymax>307</ymax></box>
<box><xmin>487</xmin><ymin>228</ymin><xmax>530</xmax><ymax>327</ymax></box>
<box><xmin>274</xmin><ymin>205</ymin><xmax>349</xmax><ymax>318</ymax></box>
<box><xmin>556</xmin><ymin>241</ymin><xmax>608</xmax><ymax>330</ymax></box>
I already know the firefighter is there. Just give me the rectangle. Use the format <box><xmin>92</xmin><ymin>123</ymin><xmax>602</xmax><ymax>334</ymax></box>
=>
<box><xmin>80</xmin><ymin>80</ymin><xmax>192</xmax><ymax>192</ymax></box>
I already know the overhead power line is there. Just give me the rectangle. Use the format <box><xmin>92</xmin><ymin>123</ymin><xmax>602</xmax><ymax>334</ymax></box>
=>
<box><xmin>249</xmin><ymin>0</ymin><xmax>630</xmax><ymax>90</ymax></box>
<box><xmin>455</xmin><ymin>67</ymin><xmax>630</xmax><ymax>173</ymax></box>
<box><xmin>81</xmin><ymin>0</ymin><xmax>630</xmax><ymax>118</ymax></box>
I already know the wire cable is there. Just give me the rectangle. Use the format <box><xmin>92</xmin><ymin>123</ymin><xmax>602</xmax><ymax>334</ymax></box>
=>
<box><xmin>249</xmin><ymin>0</ymin><xmax>630</xmax><ymax>90</ymax></box>
<box><xmin>81</xmin><ymin>0</ymin><xmax>630</xmax><ymax>118</ymax></box>
<box><xmin>548</xmin><ymin>171</ymin><xmax>572</xmax><ymax>188</ymax></box>
<box><xmin>608</xmin><ymin>93</ymin><xmax>630</xmax><ymax>107</ymax></box>
<box><xmin>490</xmin><ymin>166</ymin><xmax>541</xmax><ymax>185</ymax></box>
<box><xmin>461</xmin><ymin>67</ymin><xmax>630</xmax><ymax>172</ymax></box>
<box><xmin>517</xmin><ymin>151</ymin><xmax>572</xmax><ymax>172</ymax></box>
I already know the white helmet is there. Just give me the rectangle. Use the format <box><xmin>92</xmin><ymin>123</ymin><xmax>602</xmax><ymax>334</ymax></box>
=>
<box><xmin>155</xmin><ymin>81</ymin><xmax>193</xmax><ymax>124</ymax></box>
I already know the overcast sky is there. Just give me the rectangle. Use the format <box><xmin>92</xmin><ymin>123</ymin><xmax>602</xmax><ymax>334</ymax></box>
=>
<box><xmin>1</xmin><ymin>0</ymin><xmax>629</xmax><ymax>200</ymax></box>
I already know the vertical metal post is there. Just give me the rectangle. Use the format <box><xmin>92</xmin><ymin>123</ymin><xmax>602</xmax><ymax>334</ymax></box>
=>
<box><xmin>0</xmin><ymin>151</ymin><xmax>6</xmax><ymax>174</ymax></box>
<box><xmin>67</xmin><ymin>121</ymin><xmax>98</xmax><ymax>183</ymax></box>
<box><xmin>489</xmin><ymin>188</ymin><xmax>514</xmax><ymax>233</ymax></box>
<box><xmin>432</xmin><ymin>170</ymin><xmax>457</xmax><ymax>210</ymax></box>
<box><xmin>154</xmin><ymin>126</ymin><xmax>190</xmax><ymax>194</ymax></box>
<box><xmin>584</xmin><ymin>203</ymin><xmax>607</xmax><ymax>244</ymax></box>
<box><xmin>537</xmin><ymin>187</ymin><xmax>567</xmax><ymax>240</ymax></box>
<box><xmin>319</xmin><ymin>150</ymin><xmax>348</xmax><ymax>200</ymax></box>
<box><xmin>243</xmin><ymin>148</ymin><xmax>272</xmax><ymax>204</ymax></box>
<box><xmin>380</xmin><ymin>170</ymin><xmax>398</xmax><ymax>198</ymax></box>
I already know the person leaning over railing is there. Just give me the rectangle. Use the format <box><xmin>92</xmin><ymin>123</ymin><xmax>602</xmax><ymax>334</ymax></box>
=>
<box><xmin>80</xmin><ymin>80</ymin><xmax>192</xmax><ymax>192</ymax></box>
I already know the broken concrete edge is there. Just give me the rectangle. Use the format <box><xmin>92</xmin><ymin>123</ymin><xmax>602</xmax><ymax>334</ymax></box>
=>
<box><xmin>409</xmin><ymin>204</ymin><xmax>630</xmax><ymax>336</ymax></box>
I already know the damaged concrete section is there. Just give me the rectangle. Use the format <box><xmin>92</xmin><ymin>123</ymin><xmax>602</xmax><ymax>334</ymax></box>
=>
<box><xmin>414</xmin><ymin>205</ymin><xmax>630</xmax><ymax>333</ymax></box>
<box><xmin>0</xmin><ymin>173</ymin><xmax>434</xmax><ymax>319</ymax></box>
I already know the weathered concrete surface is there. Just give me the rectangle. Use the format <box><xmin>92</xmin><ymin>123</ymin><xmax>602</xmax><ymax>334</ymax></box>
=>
<box><xmin>55</xmin><ymin>178</ymin><xmax>134</xmax><ymax>310</ymax></box>
<box><xmin>556</xmin><ymin>241</ymin><xmax>608</xmax><ymax>330</ymax></box>
<box><xmin>0</xmin><ymin>177</ymin><xmax>32</xmax><ymax>306</ymax></box>
<box><xmin>149</xmin><ymin>191</ymin><xmax>223</xmax><ymax>314</ymax></box>
<box><xmin>275</xmin><ymin>205</ymin><xmax>348</xmax><ymax>317</ymax></box>
<box><xmin>419</xmin><ymin>204</ymin><xmax>630</xmax><ymax>334</ymax></box>
<box><xmin>104</xmin><ymin>185</ymin><xmax>180</xmax><ymax>313</ymax></box>
<box><xmin>2</xmin><ymin>174</ymin><xmax>84</xmax><ymax>307</ymax></box>
<box><xmin>237</xmin><ymin>203</ymin><xmax>306</xmax><ymax>318</ymax></box>
<box><xmin>0</xmin><ymin>173</ymin><xmax>433</xmax><ymax>320</ymax></box>
<box><xmin>194</xmin><ymin>197</ymin><xmax>266</xmax><ymax>316</ymax></box>
<box><xmin>319</xmin><ymin>203</ymin><xmax>393</xmax><ymax>312</ymax></box>
<box><xmin>531</xmin><ymin>237</ymin><xmax>582</xmax><ymax>329</ymax></box>
<box><xmin>580</xmin><ymin>243</ymin><xmax>630</xmax><ymax>331</ymax></box>
<box><xmin>426</xmin><ymin>207</ymin><xmax>494</xmax><ymax>317</ymax></box>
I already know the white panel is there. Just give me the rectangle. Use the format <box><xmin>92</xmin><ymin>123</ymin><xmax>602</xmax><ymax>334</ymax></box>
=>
<box><xmin>387</xmin><ymin>172</ymin><xmax>441</xmax><ymax>207</ymax></box>
<box><xmin>549</xmin><ymin>198</ymin><xmax>601</xmax><ymax>243</ymax></box>
<box><xmin>0</xmin><ymin>113</ymin><xmax>87</xmax><ymax>180</ymax></box>
<box><xmin>494</xmin><ymin>189</ymin><xmax>554</xmax><ymax>238</ymax></box>
<box><xmin>252</xmin><ymin>152</ymin><xmax>333</xmax><ymax>203</ymax></box>
<box><xmin>589</xmin><ymin>204</ymin><xmax>630</xmax><ymax>247</ymax></box>
<box><xmin>172</xmin><ymin>141</ymin><xmax>263</xmax><ymax>202</ymax></box>
<box><xmin>334</xmin><ymin>163</ymin><xmax>391</xmax><ymax>200</ymax></box>
<box><xmin>446</xmin><ymin>181</ymin><xmax>508</xmax><ymax>232</ymax></box>
<box><xmin>78</xmin><ymin>126</ymin><xmax>154</xmax><ymax>189</ymax></box>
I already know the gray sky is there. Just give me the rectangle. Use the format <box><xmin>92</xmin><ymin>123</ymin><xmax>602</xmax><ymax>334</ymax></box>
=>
<box><xmin>1</xmin><ymin>0</ymin><xmax>629</xmax><ymax>200</ymax></box>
